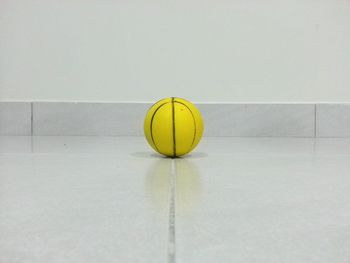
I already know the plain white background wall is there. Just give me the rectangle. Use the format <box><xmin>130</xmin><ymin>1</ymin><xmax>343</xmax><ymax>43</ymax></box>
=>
<box><xmin>1</xmin><ymin>0</ymin><xmax>350</xmax><ymax>103</ymax></box>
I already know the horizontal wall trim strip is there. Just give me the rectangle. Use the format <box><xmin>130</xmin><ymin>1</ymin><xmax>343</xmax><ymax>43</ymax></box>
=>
<box><xmin>1</xmin><ymin>102</ymin><xmax>350</xmax><ymax>137</ymax></box>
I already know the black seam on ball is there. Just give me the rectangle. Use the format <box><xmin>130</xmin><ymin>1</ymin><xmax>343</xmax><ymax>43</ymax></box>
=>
<box><xmin>171</xmin><ymin>97</ymin><xmax>176</xmax><ymax>157</ymax></box>
<box><xmin>150</xmin><ymin>102</ymin><xmax>169</xmax><ymax>153</ymax></box>
<box><xmin>174</xmin><ymin>100</ymin><xmax>197</xmax><ymax>149</ymax></box>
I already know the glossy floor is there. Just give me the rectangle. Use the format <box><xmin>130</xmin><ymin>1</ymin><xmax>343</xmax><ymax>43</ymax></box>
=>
<box><xmin>1</xmin><ymin>136</ymin><xmax>350</xmax><ymax>263</ymax></box>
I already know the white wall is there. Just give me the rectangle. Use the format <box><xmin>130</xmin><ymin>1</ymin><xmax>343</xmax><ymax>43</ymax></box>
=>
<box><xmin>1</xmin><ymin>0</ymin><xmax>350</xmax><ymax>103</ymax></box>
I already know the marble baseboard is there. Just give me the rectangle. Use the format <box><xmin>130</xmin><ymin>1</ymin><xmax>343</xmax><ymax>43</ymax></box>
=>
<box><xmin>33</xmin><ymin>102</ymin><xmax>150</xmax><ymax>136</ymax></box>
<box><xmin>0</xmin><ymin>102</ymin><xmax>350</xmax><ymax>137</ymax></box>
<box><xmin>316</xmin><ymin>104</ymin><xmax>350</xmax><ymax>137</ymax></box>
<box><xmin>197</xmin><ymin>104</ymin><xmax>315</xmax><ymax>137</ymax></box>
<box><xmin>0</xmin><ymin>102</ymin><xmax>32</xmax><ymax>135</ymax></box>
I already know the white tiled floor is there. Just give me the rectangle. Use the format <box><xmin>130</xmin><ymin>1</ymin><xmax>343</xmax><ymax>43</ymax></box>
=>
<box><xmin>1</xmin><ymin>136</ymin><xmax>350</xmax><ymax>263</ymax></box>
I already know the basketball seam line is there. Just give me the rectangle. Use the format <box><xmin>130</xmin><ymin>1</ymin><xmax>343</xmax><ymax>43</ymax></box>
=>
<box><xmin>172</xmin><ymin>97</ymin><xmax>176</xmax><ymax>157</ymax></box>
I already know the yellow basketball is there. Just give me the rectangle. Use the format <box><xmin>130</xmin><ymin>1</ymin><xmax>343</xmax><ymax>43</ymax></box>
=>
<box><xmin>144</xmin><ymin>97</ymin><xmax>204</xmax><ymax>157</ymax></box>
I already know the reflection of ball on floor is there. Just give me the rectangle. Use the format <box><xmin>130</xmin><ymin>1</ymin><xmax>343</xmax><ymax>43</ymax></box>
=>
<box><xmin>144</xmin><ymin>97</ymin><xmax>204</xmax><ymax>157</ymax></box>
<box><xmin>145</xmin><ymin>158</ymin><xmax>201</xmax><ymax>215</ymax></box>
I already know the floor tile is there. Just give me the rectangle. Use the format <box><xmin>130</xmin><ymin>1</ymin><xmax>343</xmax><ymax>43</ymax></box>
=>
<box><xmin>1</xmin><ymin>136</ymin><xmax>350</xmax><ymax>262</ymax></box>
<box><xmin>177</xmin><ymin>138</ymin><xmax>350</xmax><ymax>263</ymax></box>
<box><xmin>0</xmin><ymin>138</ymin><xmax>168</xmax><ymax>263</ymax></box>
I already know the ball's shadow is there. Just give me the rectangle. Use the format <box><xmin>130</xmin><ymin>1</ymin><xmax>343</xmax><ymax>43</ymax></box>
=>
<box><xmin>130</xmin><ymin>151</ymin><xmax>208</xmax><ymax>159</ymax></box>
<box><xmin>130</xmin><ymin>152</ymin><xmax>166</xmax><ymax>159</ymax></box>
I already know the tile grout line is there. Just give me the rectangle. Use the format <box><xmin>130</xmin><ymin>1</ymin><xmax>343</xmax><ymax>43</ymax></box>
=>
<box><xmin>30</xmin><ymin>102</ymin><xmax>34</xmax><ymax>153</ymax></box>
<box><xmin>168</xmin><ymin>158</ymin><xmax>176</xmax><ymax>263</ymax></box>
<box><xmin>31</xmin><ymin>102</ymin><xmax>34</xmax><ymax>136</ymax></box>
<box><xmin>314</xmin><ymin>104</ymin><xmax>317</xmax><ymax>138</ymax></box>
